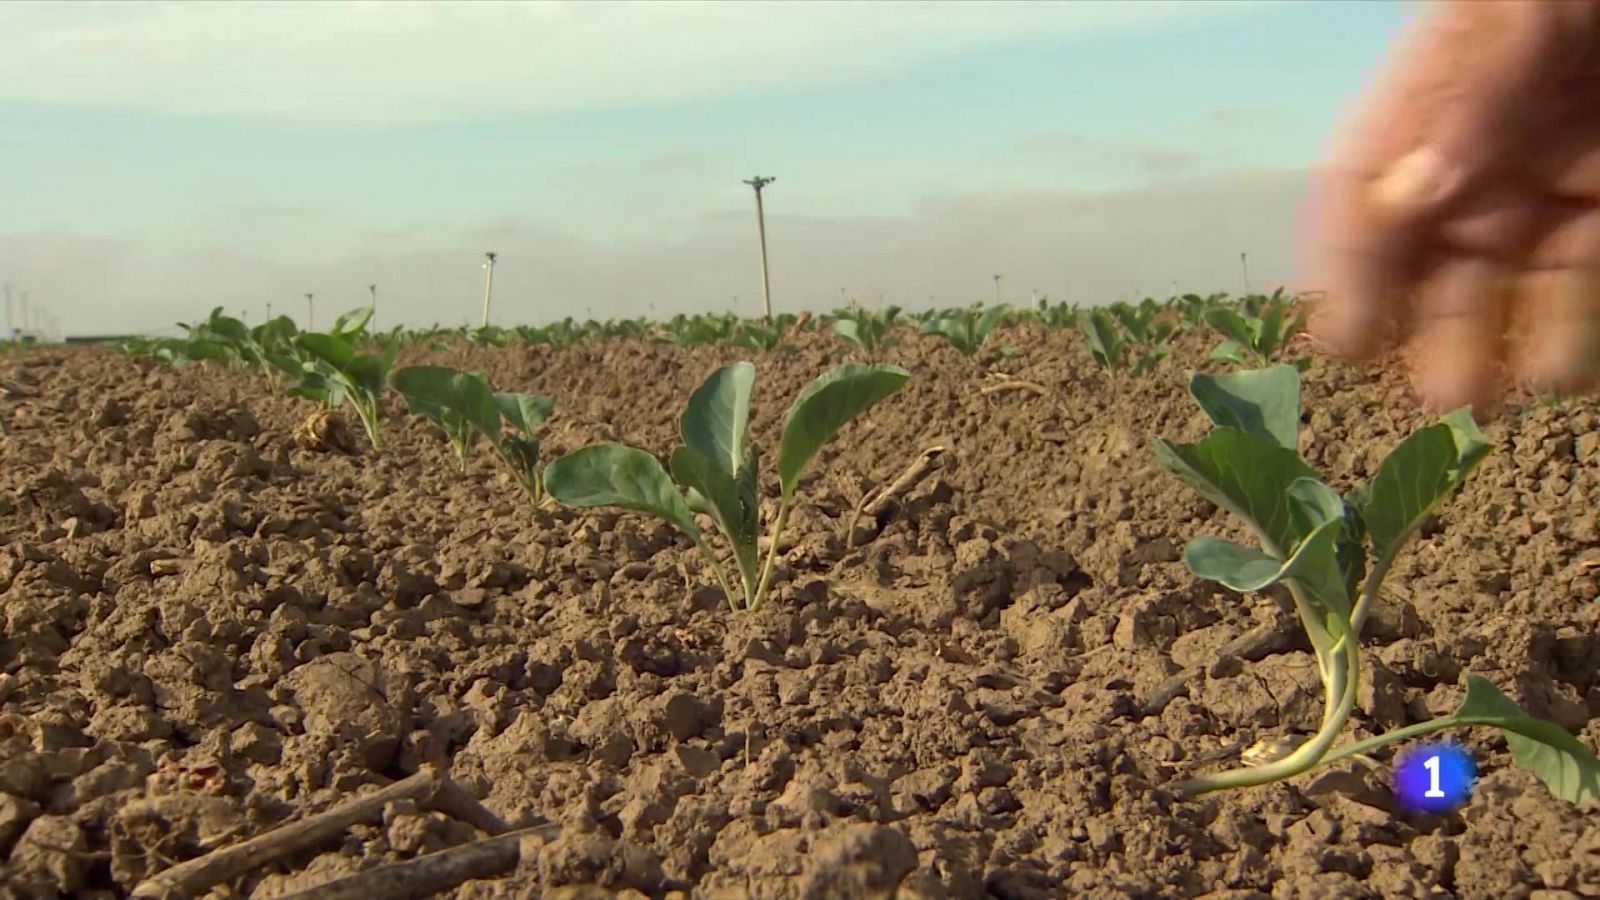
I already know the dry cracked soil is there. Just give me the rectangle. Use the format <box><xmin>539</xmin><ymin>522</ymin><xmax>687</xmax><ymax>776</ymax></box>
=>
<box><xmin>1</xmin><ymin>322</ymin><xmax>1598</xmax><ymax>899</ymax></box>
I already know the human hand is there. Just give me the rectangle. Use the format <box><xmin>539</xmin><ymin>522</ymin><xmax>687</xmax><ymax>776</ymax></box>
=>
<box><xmin>1307</xmin><ymin>0</ymin><xmax>1600</xmax><ymax>414</ymax></box>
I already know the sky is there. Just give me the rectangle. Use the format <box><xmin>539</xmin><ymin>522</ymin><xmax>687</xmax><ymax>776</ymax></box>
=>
<box><xmin>0</xmin><ymin>0</ymin><xmax>1419</xmax><ymax>337</ymax></box>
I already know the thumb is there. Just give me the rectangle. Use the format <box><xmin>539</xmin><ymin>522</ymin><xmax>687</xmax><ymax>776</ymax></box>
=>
<box><xmin>1369</xmin><ymin>0</ymin><xmax>1599</xmax><ymax>219</ymax></box>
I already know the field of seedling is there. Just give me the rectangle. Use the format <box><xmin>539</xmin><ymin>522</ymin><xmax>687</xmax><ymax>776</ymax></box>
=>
<box><xmin>2</xmin><ymin>292</ymin><xmax>1598</xmax><ymax>898</ymax></box>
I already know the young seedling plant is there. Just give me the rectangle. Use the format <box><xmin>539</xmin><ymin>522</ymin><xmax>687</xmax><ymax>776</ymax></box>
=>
<box><xmin>290</xmin><ymin>308</ymin><xmax>396</xmax><ymax>451</ymax></box>
<box><xmin>832</xmin><ymin>306</ymin><xmax>902</xmax><ymax>361</ymax></box>
<box><xmin>389</xmin><ymin>364</ymin><xmax>555</xmax><ymax>500</ymax></box>
<box><xmin>923</xmin><ymin>304</ymin><xmax>1012</xmax><ymax>358</ymax></box>
<box><xmin>544</xmin><ymin>361</ymin><xmax>909</xmax><ymax>611</ymax></box>
<box><xmin>1153</xmin><ymin>364</ymin><xmax>1600</xmax><ymax>803</ymax></box>
<box><xmin>1078</xmin><ymin>308</ymin><xmax>1169</xmax><ymax>375</ymax></box>
<box><xmin>1206</xmin><ymin>288</ymin><xmax>1309</xmax><ymax>368</ymax></box>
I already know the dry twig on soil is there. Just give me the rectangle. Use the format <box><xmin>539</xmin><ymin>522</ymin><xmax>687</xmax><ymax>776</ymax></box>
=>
<box><xmin>846</xmin><ymin>445</ymin><xmax>947</xmax><ymax>547</ymax></box>
<box><xmin>129</xmin><ymin>765</ymin><xmax>508</xmax><ymax>900</ymax></box>
<box><xmin>271</xmin><ymin>824</ymin><xmax>561</xmax><ymax>900</ymax></box>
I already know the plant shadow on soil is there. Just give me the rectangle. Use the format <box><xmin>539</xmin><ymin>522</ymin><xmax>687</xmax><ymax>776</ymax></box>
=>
<box><xmin>1</xmin><ymin>325</ymin><xmax>1598</xmax><ymax>898</ymax></box>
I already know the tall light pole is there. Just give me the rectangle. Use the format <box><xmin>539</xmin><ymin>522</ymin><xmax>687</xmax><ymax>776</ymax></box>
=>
<box><xmin>743</xmin><ymin>176</ymin><xmax>776</xmax><ymax>321</ymax></box>
<box><xmin>19</xmin><ymin>291</ymin><xmax>29</xmax><ymax>337</ymax></box>
<box><xmin>306</xmin><ymin>293</ymin><xmax>314</xmax><ymax>330</ymax></box>
<box><xmin>267</xmin><ymin>301</ymin><xmax>273</xmax><ymax>321</ymax></box>
<box><xmin>1240</xmin><ymin>252</ymin><xmax>1252</xmax><ymax>294</ymax></box>
<box><xmin>369</xmin><ymin>284</ymin><xmax>377</xmax><ymax>327</ymax></box>
<box><xmin>2</xmin><ymin>283</ymin><xmax>11</xmax><ymax>343</ymax></box>
<box><xmin>992</xmin><ymin>274</ymin><xmax>1002</xmax><ymax>305</ymax></box>
<box><xmin>480</xmin><ymin>252</ymin><xmax>497</xmax><ymax>328</ymax></box>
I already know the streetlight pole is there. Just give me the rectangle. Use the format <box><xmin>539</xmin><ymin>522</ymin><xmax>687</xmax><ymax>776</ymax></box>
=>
<box><xmin>743</xmin><ymin>176</ymin><xmax>776</xmax><ymax>321</ymax></box>
<box><xmin>993</xmin><ymin>274</ymin><xmax>1002</xmax><ymax>305</ymax></box>
<box><xmin>1240</xmin><ymin>252</ymin><xmax>1252</xmax><ymax>294</ymax></box>
<box><xmin>19</xmin><ymin>292</ymin><xmax>29</xmax><ymax>337</ymax></box>
<box><xmin>481</xmin><ymin>252</ymin><xmax>497</xmax><ymax>328</ymax></box>
<box><xmin>369</xmin><ymin>284</ymin><xmax>377</xmax><ymax>328</ymax></box>
<box><xmin>306</xmin><ymin>293</ymin><xmax>314</xmax><ymax>330</ymax></box>
<box><xmin>2</xmin><ymin>283</ymin><xmax>11</xmax><ymax>343</ymax></box>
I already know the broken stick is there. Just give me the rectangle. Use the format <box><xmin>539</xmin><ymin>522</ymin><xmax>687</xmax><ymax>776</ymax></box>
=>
<box><xmin>272</xmin><ymin>824</ymin><xmax>561</xmax><ymax>900</ymax></box>
<box><xmin>130</xmin><ymin>765</ymin><xmax>507</xmax><ymax>899</ymax></box>
<box><xmin>846</xmin><ymin>446</ymin><xmax>946</xmax><ymax>547</ymax></box>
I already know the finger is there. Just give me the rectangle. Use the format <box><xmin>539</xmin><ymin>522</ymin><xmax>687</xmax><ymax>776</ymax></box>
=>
<box><xmin>1436</xmin><ymin>181</ymin><xmax>1567</xmax><ymax>260</ymax></box>
<box><xmin>1409</xmin><ymin>256</ymin><xmax>1512</xmax><ymax>414</ymax></box>
<box><xmin>1305</xmin><ymin>167</ymin><xmax>1422</xmax><ymax>359</ymax></box>
<box><xmin>1532</xmin><ymin>115</ymin><xmax>1600</xmax><ymax>200</ymax></box>
<box><xmin>1368</xmin><ymin>1</ymin><xmax>1600</xmax><ymax>220</ymax></box>
<box><xmin>1516</xmin><ymin>208</ymin><xmax>1600</xmax><ymax>391</ymax></box>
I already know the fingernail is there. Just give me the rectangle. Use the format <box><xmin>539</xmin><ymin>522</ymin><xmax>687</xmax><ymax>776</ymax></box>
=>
<box><xmin>1370</xmin><ymin>146</ymin><xmax>1461</xmax><ymax>215</ymax></box>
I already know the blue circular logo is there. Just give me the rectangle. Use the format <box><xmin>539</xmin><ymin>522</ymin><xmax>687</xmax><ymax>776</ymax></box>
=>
<box><xmin>1392</xmin><ymin>740</ymin><xmax>1476</xmax><ymax>813</ymax></box>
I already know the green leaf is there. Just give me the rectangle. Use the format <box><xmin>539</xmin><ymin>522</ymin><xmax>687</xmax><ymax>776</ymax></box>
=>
<box><xmin>1358</xmin><ymin>407</ymin><xmax>1490</xmax><ymax>566</ymax></box>
<box><xmin>1206</xmin><ymin>307</ymin><xmax>1258</xmax><ymax>352</ymax></box>
<box><xmin>332</xmin><ymin>306</ymin><xmax>374</xmax><ymax>338</ymax></box>
<box><xmin>1189</xmin><ymin>365</ymin><xmax>1302</xmax><ymax>450</ymax></box>
<box><xmin>392</xmin><ymin>365</ymin><xmax>501</xmax><ymax>438</ymax></box>
<box><xmin>777</xmin><ymin>363</ymin><xmax>910</xmax><ymax>499</ymax></box>
<box><xmin>976</xmin><ymin>305</ymin><xmax>1010</xmax><ymax>342</ymax></box>
<box><xmin>832</xmin><ymin>319</ymin><xmax>863</xmax><ymax>346</ymax></box>
<box><xmin>1257</xmin><ymin>299</ymin><xmax>1286</xmax><ymax>359</ymax></box>
<box><xmin>1186</xmin><ymin>517</ymin><xmax>1342</xmax><ymax>595</ymax></box>
<box><xmin>1209</xmin><ymin>340</ymin><xmax>1248</xmax><ymax>365</ymax></box>
<box><xmin>545</xmin><ymin>443</ymin><xmax>701</xmax><ymax>542</ymax></box>
<box><xmin>297</xmin><ymin>332</ymin><xmax>356</xmax><ymax>369</ymax></box>
<box><xmin>1452</xmin><ymin>675</ymin><xmax>1600</xmax><ymax>805</ymax></box>
<box><xmin>671</xmin><ymin>446</ymin><xmax>760</xmax><ymax>592</ymax></box>
<box><xmin>495</xmin><ymin>392</ymin><xmax>554</xmax><ymax>435</ymax></box>
<box><xmin>1151</xmin><ymin>429</ymin><xmax>1320</xmax><ymax>558</ymax></box>
<box><xmin>1078</xmin><ymin>309</ymin><xmax>1123</xmax><ymax>370</ymax></box>
<box><xmin>680</xmin><ymin>362</ymin><xmax>756</xmax><ymax>479</ymax></box>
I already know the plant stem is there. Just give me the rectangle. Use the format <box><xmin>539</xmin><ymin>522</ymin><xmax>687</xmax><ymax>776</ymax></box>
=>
<box><xmin>694</xmin><ymin>539</ymin><xmax>741</xmax><ymax>612</ymax></box>
<box><xmin>1318</xmin><ymin>716</ymin><xmax>1465</xmax><ymax>766</ymax></box>
<box><xmin>357</xmin><ymin>400</ymin><xmax>382</xmax><ymax>451</ymax></box>
<box><xmin>1175</xmin><ymin>589</ymin><xmax>1362</xmax><ymax>797</ymax></box>
<box><xmin>750</xmin><ymin>498</ymin><xmax>792</xmax><ymax>611</ymax></box>
<box><xmin>1347</xmin><ymin>552</ymin><xmax>1395</xmax><ymax>641</ymax></box>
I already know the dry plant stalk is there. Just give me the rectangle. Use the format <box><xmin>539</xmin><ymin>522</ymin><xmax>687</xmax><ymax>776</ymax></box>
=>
<box><xmin>846</xmin><ymin>445</ymin><xmax>947</xmax><ymax>547</ymax></box>
<box><xmin>130</xmin><ymin>765</ymin><xmax>508</xmax><ymax>900</ymax></box>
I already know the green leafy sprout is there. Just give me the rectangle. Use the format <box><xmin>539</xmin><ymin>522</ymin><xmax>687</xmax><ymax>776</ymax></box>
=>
<box><xmin>544</xmin><ymin>361</ymin><xmax>909</xmax><ymax>611</ymax></box>
<box><xmin>1205</xmin><ymin>288</ymin><xmax>1309</xmax><ymax>367</ymax></box>
<box><xmin>1078</xmin><ymin>307</ymin><xmax>1170</xmax><ymax>375</ymax></box>
<box><xmin>389</xmin><ymin>364</ymin><xmax>555</xmax><ymax>501</ymax></box>
<box><xmin>1153</xmin><ymin>364</ymin><xmax>1600</xmax><ymax>803</ymax></box>
<box><xmin>288</xmin><ymin>309</ymin><xmax>396</xmax><ymax>451</ymax></box>
<box><xmin>922</xmin><ymin>304</ymin><xmax>1011</xmax><ymax>357</ymax></box>
<box><xmin>832</xmin><ymin>305</ymin><xmax>902</xmax><ymax>360</ymax></box>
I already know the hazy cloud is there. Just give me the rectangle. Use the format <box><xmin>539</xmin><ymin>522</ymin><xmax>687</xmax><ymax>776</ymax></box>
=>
<box><xmin>0</xmin><ymin>1</ymin><xmax>1271</xmax><ymax>125</ymax></box>
<box><xmin>1014</xmin><ymin>131</ymin><xmax>1203</xmax><ymax>177</ymax></box>
<box><xmin>2</xmin><ymin>166</ymin><xmax>1310</xmax><ymax>337</ymax></box>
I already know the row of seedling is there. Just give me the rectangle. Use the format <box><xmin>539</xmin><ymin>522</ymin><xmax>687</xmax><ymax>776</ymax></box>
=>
<box><xmin>127</xmin><ymin>305</ymin><xmax>913</xmax><ymax>614</ymax></box>
<box><xmin>122</xmin><ymin>303</ymin><xmax>1599</xmax><ymax>812</ymax></box>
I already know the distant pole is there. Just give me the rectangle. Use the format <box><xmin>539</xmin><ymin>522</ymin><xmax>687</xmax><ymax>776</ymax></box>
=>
<box><xmin>369</xmin><ymin>284</ymin><xmax>377</xmax><ymax>328</ymax></box>
<box><xmin>20</xmin><ymin>292</ymin><xmax>29</xmax><ymax>336</ymax></box>
<box><xmin>480</xmin><ymin>252</ymin><xmax>497</xmax><ymax>327</ymax></box>
<box><xmin>306</xmin><ymin>293</ymin><xmax>314</xmax><ymax>330</ymax></box>
<box><xmin>267</xmin><ymin>301</ymin><xmax>273</xmax><ymax>320</ymax></box>
<box><xmin>1240</xmin><ymin>252</ymin><xmax>1252</xmax><ymax>294</ymax></box>
<box><xmin>993</xmin><ymin>274</ymin><xmax>1002</xmax><ymax>305</ymax></box>
<box><xmin>743</xmin><ymin>176</ymin><xmax>776</xmax><ymax>321</ymax></box>
<box><xmin>2</xmin><ymin>282</ymin><xmax>11</xmax><ymax>343</ymax></box>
